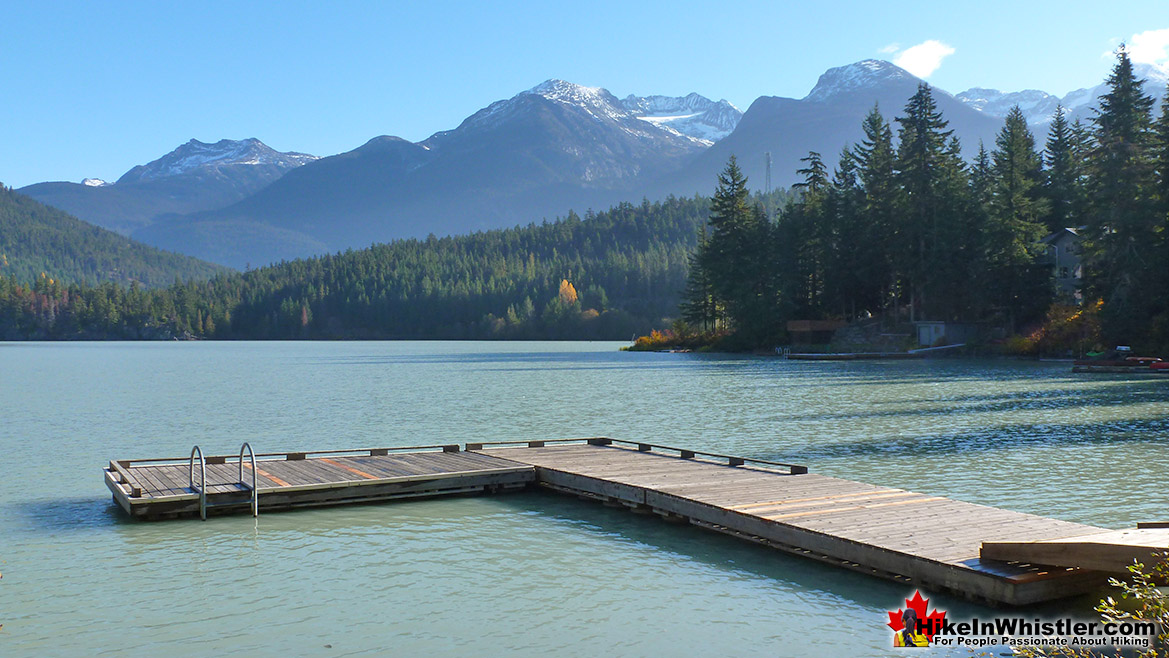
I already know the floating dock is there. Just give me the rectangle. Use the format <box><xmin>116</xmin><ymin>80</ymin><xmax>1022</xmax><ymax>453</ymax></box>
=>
<box><xmin>785</xmin><ymin>352</ymin><xmax>921</xmax><ymax>360</ymax></box>
<box><xmin>104</xmin><ymin>439</ymin><xmax>1167</xmax><ymax>606</ymax></box>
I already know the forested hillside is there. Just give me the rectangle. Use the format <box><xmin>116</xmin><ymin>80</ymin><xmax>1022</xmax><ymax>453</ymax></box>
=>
<box><xmin>681</xmin><ymin>49</ymin><xmax>1169</xmax><ymax>353</ymax></box>
<box><xmin>0</xmin><ymin>193</ymin><xmax>789</xmax><ymax>340</ymax></box>
<box><xmin>0</xmin><ymin>185</ymin><xmax>226</xmax><ymax>287</ymax></box>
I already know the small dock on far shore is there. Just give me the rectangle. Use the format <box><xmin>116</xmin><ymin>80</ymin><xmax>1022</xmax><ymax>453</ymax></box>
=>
<box><xmin>105</xmin><ymin>439</ymin><xmax>1167</xmax><ymax>606</ymax></box>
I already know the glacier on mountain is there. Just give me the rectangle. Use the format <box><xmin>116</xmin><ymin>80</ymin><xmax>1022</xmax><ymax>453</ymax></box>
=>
<box><xmin>620</xmin><ymin>93</ymin><xmax>742</xmax><ymax>144</ymax></box>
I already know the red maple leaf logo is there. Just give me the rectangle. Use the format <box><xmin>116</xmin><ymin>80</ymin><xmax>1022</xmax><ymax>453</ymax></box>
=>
<box><xmin>887</xmin><ymin>590</ymin><xmax>947</xmax><ymax>641</ymax></box>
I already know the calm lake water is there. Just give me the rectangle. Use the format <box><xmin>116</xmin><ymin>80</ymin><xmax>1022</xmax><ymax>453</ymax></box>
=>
<box><xmin>2</xmin><ymin>341</ymin><xmax>1167</xmax><ymax>657</ymax></box>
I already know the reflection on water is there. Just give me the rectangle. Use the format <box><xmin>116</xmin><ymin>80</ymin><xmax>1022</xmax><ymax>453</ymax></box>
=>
<box><xmin>1</xmin><ymin>341</ymin><xmax>1165</xmax><ymax>656</ymax></box>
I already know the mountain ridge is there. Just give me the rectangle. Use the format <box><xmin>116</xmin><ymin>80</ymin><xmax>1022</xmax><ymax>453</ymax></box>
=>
<box><xmin>19</xmin><ymin>138</ymin><xmax>317</xmax><ymax>235</ymax></box>
<box><xmin>17</xmin><ymin>58</ymin><xmax>1166</xmax><ymax>271</ymax></box>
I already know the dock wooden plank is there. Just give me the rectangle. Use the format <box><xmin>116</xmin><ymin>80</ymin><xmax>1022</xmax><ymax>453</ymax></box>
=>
<box><xmin>106</xmin><ymin>441</ymin><xmax>1117</xmax><ymax>605</ymax></box>
<box><xmin>981</xmin><ymin>528</ymin><xmax>1169</xmax><ymax>572</ymax></box>
<box><xmin>478</xmin><ymin>443</ymin><xmax>1111</xmax><ymax>604</ymax></box>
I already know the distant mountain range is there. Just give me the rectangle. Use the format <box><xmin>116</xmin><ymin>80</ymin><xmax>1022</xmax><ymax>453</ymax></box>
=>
<box><xmin>955</xmin><ymin>62</ymin><xmax>1169</xmax><ymax>126</ymax></box>
<box><xmin>657</xmin><ymin>59</ymin><xmax>1005</xmax><ymax>205</ymax></box>
<box><xmin>131</xmin><ymin>81</ymin><xmax>714</xmax><ymax>267</ymax></box>
<box><xmin>19</xmin><ymin>138</ymin><xmax>316</xmax><ymax>235</ymax></box>
<box><xmin>16</xmin><ymin>59</ymin><xmax>1169</xmax><ymax>269</ymax></box>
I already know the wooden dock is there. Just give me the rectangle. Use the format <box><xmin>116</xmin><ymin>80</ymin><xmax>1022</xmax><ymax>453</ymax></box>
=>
<box><xmin>105</xmin><ymin>445</ymin><xmax>535</xmax><ymax>519</ymax></box>
<box><xmin>104</xmin><ymin>438</ymin><xmax>1167</xmax><ymax>605</ymax></box>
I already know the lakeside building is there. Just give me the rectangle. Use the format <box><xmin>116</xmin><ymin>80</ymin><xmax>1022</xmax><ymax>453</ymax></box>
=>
<box><xmin>1039</xmin><ymin>228</ymin><xmax>1083</xmax><ymax>303</ymax></box>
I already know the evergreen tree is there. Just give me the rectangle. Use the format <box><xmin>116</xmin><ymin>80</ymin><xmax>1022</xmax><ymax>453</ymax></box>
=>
<box><xmin>1150</xmin><ymin>86</ymin><xmax>1169</xmax><ymax>348</ymax></box>
<box><xmin>853</xmin><ymin>105</ymin><xmax>901</xmax><ymax>318</ymax></box>
<box><xmin>895</xmin><ymin>84</ymin><xmax>967</xmax><ymax>320</ymax></box>
<box><xmin>680</xmin><ymin>224</ymin><xmax>719</xmax><ymax>331</ymax></box>
<box><xmin>694</xmin><ymin>156</ymin><xmax>774</xmax><ymax>341</ymax></box>
<box><xmin>989</xmin><ymin>106</ymin><xmax>1048</xmax><ymax>260</ymax></box>
<box><xmin>1085</xmin><ymin>46</ymin><xmax>1158</xmax><ymax>342</ymax></box>
<box><xmin>823</xmin><ymin>149</ymin><xmax>870</xmax><ymax>319</ymax></box>
<box><xmin>987</xmin><ymin>106</ymin><xmax>1051</xmax><ymax>330</ymax></box>
<box><xmin>970</xmin><ymin>142</ymin><xmax>993</xmax><ymax>207</ymax></box>
<box><xmin>789</xmin><ymin>152</ymin><xmax>830</xmax><ymax>315</ymax></box>
<box><xmin>1042</xmin><ymin>106</ymin><xmax>1086</xmax><ymax>232</ymax></box>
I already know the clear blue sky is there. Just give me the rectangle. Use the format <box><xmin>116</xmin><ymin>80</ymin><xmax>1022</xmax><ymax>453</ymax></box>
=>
<box><xmin>2</xmin><ymin>1</ymin><xmax>1166</xmax><ymax>188</ymax></box>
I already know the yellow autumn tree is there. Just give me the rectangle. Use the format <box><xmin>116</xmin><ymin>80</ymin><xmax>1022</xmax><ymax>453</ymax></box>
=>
<box><xmin>558</xmin><ymin>279</ymin><xmax>578</xmax><ymax>305</ymax></box>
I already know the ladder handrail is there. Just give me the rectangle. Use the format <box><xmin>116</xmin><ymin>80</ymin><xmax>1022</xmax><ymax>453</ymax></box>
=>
<box><xmin>239</xmin><ymin>442</ymin><xmax>258</xmax><ymax>517</ymax></box>
<box><xmin>189</xmin><ymin>445</ymin><xmax>207</xmax><ymax>520</ymax></box>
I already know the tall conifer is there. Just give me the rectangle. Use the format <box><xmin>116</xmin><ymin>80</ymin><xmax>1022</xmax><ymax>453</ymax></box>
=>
<box><xmin>1086</xmin><ymin>46</ymin><xmax>1157</xmax><ymax>342</ymax></box>
<box><xmin>854</xmin><ymin>106</ymin><xmax>900</xmax><ymax>317</ymax></box>
<box><xmin>1043</xmin><ymin>106</ymin><xmax>1086</xmax><ymax>232</ymax></box>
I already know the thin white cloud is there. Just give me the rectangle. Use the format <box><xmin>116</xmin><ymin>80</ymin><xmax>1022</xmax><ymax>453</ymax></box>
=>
<box><xmin>893</xmin><ymin>40</ymin><xmax>956</xmax><ymax>78</ymax></box>
<box><xmin>1127</xmin><ymin>28</ymin><xmax>1169</xmax><ymax>67</ymax></box>
<box><xmin>878</xmin><ymin>43</ymin><xmax>900</xmax><ymax>54</ymax></box>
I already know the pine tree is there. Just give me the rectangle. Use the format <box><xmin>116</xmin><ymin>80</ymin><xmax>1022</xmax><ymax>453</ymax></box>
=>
<box><xmin>1150</xmin><ymin>86</ymin><xmax>1169</xmax><ymax>350</ymax></box>
<box><xmin>1042</xmin><ymin>105</ymin><xmax>1086</xmax><ymax>232</ymax></box>
<box><xmin>694</xmin><ymin>156</ymin><xmax>771</xmax><ymax>341</ymax></box>
<box><xmin>1085</xmin><ymin>46</ymin><xmax>1158</xmax><ymax>343</ymax></box>
<box><xmin>987</xmin><ymin>106</ymin><xmax>1051</xmax><ymax>331</ymax></box>
<box><xmin>989</xmin><ymin>106</ymin><xmax>1048</xmax><ymax>264</ymax></box>
<box><xmin>1152</xmin><ymin>85</ymin><xmax>1169</xmax><ymax>216</ymax></box>
<box><xmin>680</xmin><ymin>224</ymin><xmax>719</xmax><ymax>331</ymax></box>
<box><xmin>854</xmin><ymin>105</ymin><xmax>901</xmax><ymax>318</ymax></box>
<box><xmin>823</xmin><ymin>149</ymin><xmax>870</xmax><ymax>319</ymax></box>
<box><xmin>788</xmin><ymin>152</ymin><xmax>830</xmax><ymax>315</ymax></box>
<box><xmin>970</xmin><ymin>142</ymin><xmax>992</xmax><ymax>206</ymax></box>
<box><xmin>895</xmin><ymin>83</ymin><xmax>966</xmax><ymax>320</ymax></box>
<box><xmin>792</xmin><ymin>151</ymin><xmax>829</xmax><ymax>195</ymax></box>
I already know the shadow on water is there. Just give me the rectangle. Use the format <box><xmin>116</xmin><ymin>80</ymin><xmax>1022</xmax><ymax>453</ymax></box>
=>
<box><xmin>486</xmin><ymin>490</ymin><xmax>1105</xmax><ymax>618</ymax></box>
<box><xmin>20</xmin><ymin>489</ymin><xmax>1106</xmax><ymax>621</ymax></box>
<box><xmin>10</xmin><ymin>496</ymin><xmax>130</xmax><ymax>533</ymax></box>
<box><xmin>756</xmin><ymin>420</ymin><xmax>1169</xmax><ymax>464</ymax></box>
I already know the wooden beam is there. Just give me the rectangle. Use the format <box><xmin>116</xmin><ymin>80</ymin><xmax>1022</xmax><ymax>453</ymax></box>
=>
<box><xmin>982</xmin><ymin>529</ymin><xmax>1169</xmax><ymax>573</ymax></box>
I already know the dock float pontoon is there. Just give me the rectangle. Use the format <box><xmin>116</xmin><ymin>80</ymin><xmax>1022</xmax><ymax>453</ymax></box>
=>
<box><xmin>105</xmin><ymin>438</ymin><xmax>1167</xmax><ymax>606</ymax></box>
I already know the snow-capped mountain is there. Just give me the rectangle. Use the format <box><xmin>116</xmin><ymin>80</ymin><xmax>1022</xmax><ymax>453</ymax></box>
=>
<box><xmin>117</xmin><ymin>138</ymin><xmax>318</xmax><ymax>185</ymax></box>
<box><xmin>955</xmin><ymin>88</ymin><xmax>1063</xmax><ymax>125</ymax></box>
<box><xmin>420</xmin><ymin>78</ymin><xmax>702</xmax><ymax>183</ymax></box>
<box><xmin>20</xmin><ymin>138</ymin><xmax>317</xmax><ymax>235</ymax></box>
<box><xmin>1059</xmin><ymin>62</ymin><xmax>1168</xmax><ymax>120</ymax></box>
<box><xmin>429</xmin><ymin>79</ymin><xmax>696</xmax><ymax>153</ymax></box>
<box><xmin>137</xmin><ymin>79</ymin><xmax>707</xmax><ymax>267</ymax></box>
<box><xmin>620</xmin><ymin>93</ymin><xmax>743</xmax><ymax>144</ymax></box>
<box><xmin>31</xmin><ymin>58</ymin><xmax>1169</xmax><ymax>270</ymax></box>
<box><xmin>804</xmin><ymin>59</ymin><xmax>922</xmax><ymax>103</ymax></box>
<box><xmin>660</xmin><ymin>58</ymin><xmax>1002</xmax><ymax>199</ymax></box>
<box><xmin>958</xmin><ymin>62</ymin><xmax>1169</xmax><ymax>126</ymax></box>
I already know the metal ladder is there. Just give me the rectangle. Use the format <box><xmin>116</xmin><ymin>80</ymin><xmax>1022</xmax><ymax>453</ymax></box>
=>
<box><xmin>189</xmin><ymin>443</ymin><xmax>259</xmax><ymax>520</ymax></box>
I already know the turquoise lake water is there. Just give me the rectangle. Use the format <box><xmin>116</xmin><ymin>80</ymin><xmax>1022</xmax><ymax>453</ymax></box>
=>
<box><xmin>1</xmin><ymin>341</ymin><xmax>1167</xmax><ymax>656</ymax></box>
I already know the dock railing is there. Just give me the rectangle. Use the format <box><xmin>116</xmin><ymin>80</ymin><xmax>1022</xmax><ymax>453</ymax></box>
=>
<box><xmin>115</xmin><ymin>439</ymin><xmax>807</xmax><ymax>481</ymax></box>
<box><xmin>116</xmin><ymin>443</ymin><xmax>463</xmax><ymax>468</ymax></box>
<box><xmin>465</xmin><ymin>437</ymin><xmax>808</xmax><ymax>474</ymax></box>
<box><xmin>189</xmin><ymin>445</ymin><xmax>207</xmax><ymax>520</ymax></box>
<box><xmin>239</xmin><ymin>442</ymin><xmax>258</xmax><ymax>517</ymax></box>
